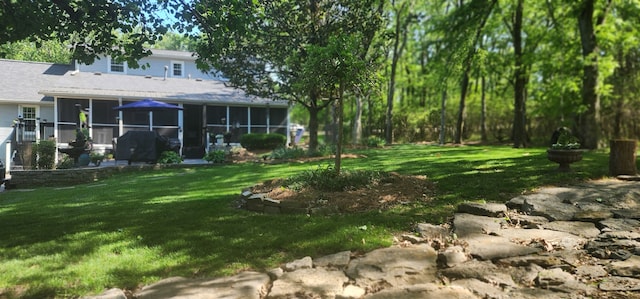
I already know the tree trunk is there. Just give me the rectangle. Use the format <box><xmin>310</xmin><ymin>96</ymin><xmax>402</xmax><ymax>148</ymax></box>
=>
<box><xmin>609</xmin><ymin>139</ymin><xmax>637</xmax><ymax>176</ymax></box>
<box><xmin>307</xmin><ymin>105</ymin><xmax>320</xmax><ymax>154</ymax></box>
<box><xmin>512</xmin><ymin>0</ymin><xmax>527</xmax><ymax>148</ymax></box>
<box><xmin>576</xmin><ymin>0</ymin><xmax>607</xmax><ymax>149</ymax></box>
<box><xmin>335</xmin><ymin>85</ymin><xmax>345</xmax><ymax>174</ymax></box>
<box><xmin>352</xmin><ymin>95</ymin><xmax>363</xmax><ymax>145</ymax></box>
<box><xmin>454</xmin><ymin>72</ymin><xmax>469</xmax><ymax>144</ymax></box>
<box><xmin>439</xmin><ymin>89</ymin><xmax>447</xmax><ymax>145</ymax></box>
<box><xmin>480</xmin><ymin>75</ymin><xmax>487</xmax><ymax>142</ymax></box>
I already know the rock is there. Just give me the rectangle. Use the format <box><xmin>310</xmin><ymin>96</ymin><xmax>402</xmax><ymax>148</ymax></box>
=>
<box><xmin>337</xmin><ymin>285</ymin><xmax>366</xmax><ymax>299</ymax></box>
<box><xmin>608</xmin><ymin>255</ymin><xmax>640</xmax><ymax>277</ymax></box>
<box><xmin>507</xmin><ymin>193</ymin><xmax>553</xmax><ymax>210</ymax></box>
<box><xmin>574</xmin><ymin>265</ymin><xmax>608</xmax><ymax>279</ymax></box>
<box><xmin>269</xmin><ymin>268</ymin><xmax>349</xmax><ymax>298</ymax></box>
<box><xmin>506</xmin><ymin>263</ymin><xmax>544</xmax><ymax>286</ymax></box>
<box><xmin>497</xmin><ymin>228</ymin><xmax>587</xmax><ymax>251</ymax></box>
<box><xmin>450</xmin><ymin>278</ymin><xmax>508</xmax><ymax>299</ymax></box>
<box><xmin>535</xmin><ymin>268</ymin><xmax>574</xmax><ymax>289</ymax></box>
<box><xmin>599</xmin><ymin>231</ymin><xmax>640</xmax><ymax>240</ymax></box>
<box><xmin>464</xmin><ymin>233</ymin><xmax>540</xmax><ymax>260</ymax></box>
<box><xmin>284</xmin><ymin>256</ymin><xmax>312</xmax><ymax>271</ymax></box>
<box><xmin>81</xmin><ymin>288</ymin><xmax>127</xmax><ymax>299</ymax></box>
<box><xmin>363</xmin><ymin>283</ymin><xmax>479</xmax><ymax>299</ymax></box>
<box><xmin>509</xmin><ymin>214</ymin><xmax>550</xmax><ymax>228</ymax></box>
<box><xmin>437</xmin><ymin>245</ymin><xmax>468</xmax><ymax>268</ymax></box>
<box><xmin>572</xmin><ymin>205</ymin><xmax>613</xmax><ymax>222</ymax></box>
<box><xmin>314</xmin><ymin>251</ymin><xmax>351</xmax><ymax>269</ymax></box>
<box><xmin>440</xmin><ymin>259</ymin><xmax>517</xmax><ymax>288</ymax></box>
<box><xmin>541</xmin><ymin>221</ymin><xmax>601</xmax><ymax>238</ymax></box>
<box><xmin>453</xmin><ymin>213</ymin><xmax>503</xmax><ymax>237</ymax></box>
<box><xmin>496</xmin><ymin>255</ymin><xmax>563</xmax><ymax>268</ymax></box>
<box><xmin>267</xmin><ymin>267</ymin><xmax>284</xmax><ymax>279</ymax></box>
<box><xmin>415</xmin><ymin>223</ymin><xmax>449</xmax><ymax>239</ymax></box>
<box><xmin>599</xmin><ymin>276</ymin><xmax>640</xmax><ymax>291</ymax></box>
<box><xmin>613</xmin><ymin>209</ymin><xmax>640</xmax><ymax>219</ymax></box>
<box><xmin>535</xmin><ymin>269</ymin><xmax>596</xmax><ymax>296</ymax></box>
<box><xmin>599</xmin><ymin>218</ymin><xmax>640</xmax><ymax>232</ymax></box>
<box><xmin>135</xmin><ymin>272</ymin><xmax>270</xmax><ymax>299</ymax></box>
<box><xmin>456</xmin><ymin>202</ymin><xmax>507</xmax><ymax>217</ymax></box>
<box><xmin>401</xmin><ymin>234</ymin><xmax>424</xmax><ymax>244</ymax></box>
<box><xmin>521</xmin><ymin>195</ymin><xmax>580</xmax><ymax>221</ymax></box>
<box><xmin>345</xmin><ymin>244</ymin><xmax>438</xmax><ymax>290</ymax></box>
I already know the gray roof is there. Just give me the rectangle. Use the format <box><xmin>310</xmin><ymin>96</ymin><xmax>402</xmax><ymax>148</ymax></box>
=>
<box><xmin>39</xmin><ymin>70</ymin><xmax>287</xmax><ymax>107</ymax></box>
<box><xmin>0</xmin><ymin>58</ymin><xmax>286</xmax><ymax>108</ymax></box>
<box><xmin>147</xmin><ymin>49</ymin><xmax>197</xmax><ymax>60</ymax></box>
<box><xmin>0</xmin><ymin>59</ymin><xmax>73</xmax><ymax>104</ymax></box>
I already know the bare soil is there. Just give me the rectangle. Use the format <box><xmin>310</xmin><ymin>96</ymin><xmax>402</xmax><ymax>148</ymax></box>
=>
<box><xmin>232</xmin><ymin>148</ymin><xmax>437</xmax><ymax>213</ymax></box>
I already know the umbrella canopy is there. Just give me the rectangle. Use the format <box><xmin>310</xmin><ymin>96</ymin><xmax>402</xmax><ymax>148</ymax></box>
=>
<box><xmin>113</xmin><ymin>98</ymin><xmax>183</xmax><ymax>131</ymax></box>
<box><xmin>113</xmin><ymin>98</ymin><xmax>183</xmax><ymax>111</ymax></box>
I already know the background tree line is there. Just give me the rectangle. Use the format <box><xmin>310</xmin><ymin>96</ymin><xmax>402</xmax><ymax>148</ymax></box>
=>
<box><xmin>3</xmin><ymin>0</ymin><xmax>639</xmax><ymax>150</ymax></box>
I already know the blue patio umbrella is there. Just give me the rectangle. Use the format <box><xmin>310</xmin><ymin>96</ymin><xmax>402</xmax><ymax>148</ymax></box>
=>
<box><xmin>113</xmin><ymin>98</ymin><xmax>182</xmax><ymax>130</ymax></box>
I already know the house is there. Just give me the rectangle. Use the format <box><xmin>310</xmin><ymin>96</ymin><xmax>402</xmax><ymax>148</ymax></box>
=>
<box><xmin>0</xmin><ymin>49</ymin><xmax>290</xmax><ymax>172</ymax></box>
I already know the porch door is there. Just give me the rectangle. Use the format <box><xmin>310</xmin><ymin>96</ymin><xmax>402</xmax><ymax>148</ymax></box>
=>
<box><xmin>183</xmin><ymin>104</ymin><xmax>205</xmax><ymax>158</ymax></box>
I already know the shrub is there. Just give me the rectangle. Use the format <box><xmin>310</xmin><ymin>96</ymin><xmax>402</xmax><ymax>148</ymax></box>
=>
<box><xmin>56</xmin><ymin>155</ymin><xmax>74</xmax><ymax>169</ymax></box>
<box><xmin>308</xmin><ymin>143</ymin><xmax>336</xmax><ymax>157</ymax></box>
<box><xmin>34</xmin><ymin>139</ymin><xmax>56</xmax><ymax>169</ymax></box>
<box><xmin>203</xmin><ymin>150</ymin><xmax>226</xmax><ymax>163</ymax></box>
<box><xmin>364</xmin><ymin>136</ymin><xmax>385</xmax><ymax>148</ymax></box>
<box><xmin>240</xmin><ymin>133</ymin><xmax>286</xmax><ymax>151</ymax></box>
<box><xmin>270</xmin><ymin>146</ymin><xmax>306</xmax><ymax>160</ymax></box>
<box><xmin>158</xmin><ymin>151</ymin><xmax>182</xmax><ymax>164</ymax></box>
<box><xmin>283</xmin><ymin>165</ymin><xmax>385</xmax><ymax>192</ymax></box>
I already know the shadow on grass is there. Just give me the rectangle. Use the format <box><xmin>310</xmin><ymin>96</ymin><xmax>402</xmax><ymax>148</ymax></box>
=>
<box><xmin>0</xmin><ymin>144</ymin><xmax>612</xmax><ymax>297</ymax></box>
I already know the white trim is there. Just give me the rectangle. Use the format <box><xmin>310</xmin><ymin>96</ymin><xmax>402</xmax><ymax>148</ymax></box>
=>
<box><xmin>170</xmin><ymin>60</ymin><xmax>185</xmax><ymax>77</ymax></box>
<box><xmin>107</xmin><ymin>57</ymin><xmax>128</xmax><ymax>74</ymax></box>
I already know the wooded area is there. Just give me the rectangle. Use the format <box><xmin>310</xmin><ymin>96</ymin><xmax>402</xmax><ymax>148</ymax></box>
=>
<box><xmin>2</xmin><ymin>0</ymin><xmax>640</xmax><ymax>150</ymax></box>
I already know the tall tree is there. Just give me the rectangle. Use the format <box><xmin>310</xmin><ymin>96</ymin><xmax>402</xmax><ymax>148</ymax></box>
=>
<box><xmin>574</xmin><ymin>0</ymin><xmax>613</xmax><ymax>149</ymax></box>
<box><xmin>385</xmin><ymin>0</ymin><xmax>415</xmax><ymax>145</ymax></box>
<box><xmin>0</xmin><ymin>39</ymin><xmax>71</xmax><ymax>64</ymax></box>
<box><xmin>0</xmin><ymin>0</ymin><xmax>168</xmax><ymax>66</ymax></box>
<box><xmin>178</xmin><ymin>0</ymin><xmax>385</xmax><ymax>153</ymax></box>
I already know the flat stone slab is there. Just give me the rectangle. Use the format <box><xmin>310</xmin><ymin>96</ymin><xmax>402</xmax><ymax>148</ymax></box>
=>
<box><xmin>498</xmin><ymin>228</ymin><xmax>587</xmax><ymax>250</ymax></box>
<box><xmin>541</xmin><ymin>221</ymin><xmax>601</xmax><ymax>238</ymax></box>
<box><xmin>599</xmin><ymin>276</ymin><xmax>640</xmax><ymax>291</ymax></box>
<box><xmin>453</xmin><ymin>213</ymin><xmax>503</xmax><ymax>237</ymax></box>
<box><xmin>135</xmin><ymin>272</ymin><xmax>270</xmax><ymax>299</ymax></box>
<box><xmin>608</xmin><ymin>255</ymin><xmax>640</xmax><ymax>278</ymax></box>
<box><xmin>346</xmin><ymin>244</ymin><xmax>438</xmax><ymax>289</ymax></box>
<box><xmin>269</xmin><ymin>268</ymin><xmax>349</xmax><ymax>298</ymax></box>
<box><xmin>599</xmin><ymin>218</ymin><xmax>640</xmax><ymax>232</ymax></box>
<box><xmin>464</xmin><ymin>234</ymin><xmax>540</xmax><ymax>261</ymax></box>
<box><xmin>314</xmin><ymin>251</ymin><xmax>351</xmax><ymax>269</ymax></box>
<box><xmin>456</xmin><ymin>202</ymin><xmax>507</xmax><ymax>217</ymax></box>
<box><xmin>363</xmin><ymin>283</ymin><xmax>479</xmax><ymax>299</ymax></box>
<box><xmin>521</xmin><ymin>195</ymin><xmax>580</xmax><ymax>221</ymax></box>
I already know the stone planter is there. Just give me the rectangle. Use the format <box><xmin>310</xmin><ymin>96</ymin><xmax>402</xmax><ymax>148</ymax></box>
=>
<box><xmin>547</xmin><ymin>149</ymin><xmax>583</xmax><ymax>172</ymax></box>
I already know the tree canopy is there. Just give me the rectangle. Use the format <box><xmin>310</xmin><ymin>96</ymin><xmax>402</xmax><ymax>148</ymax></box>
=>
<box><xmin>0</xmin><ymin>0</ymin><xmax>169</xmax><ymax>67</ymax></box>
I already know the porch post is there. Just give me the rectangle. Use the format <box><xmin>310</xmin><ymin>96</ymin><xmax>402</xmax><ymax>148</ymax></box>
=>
<box><xmin>5</xmin><ymin>140</ymin><xmax>11</xmax><ymax>179</ymax></box>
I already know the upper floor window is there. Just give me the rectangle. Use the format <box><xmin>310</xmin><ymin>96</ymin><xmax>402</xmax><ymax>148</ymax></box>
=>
<box><xmin>171</xmin><ymin>61</ymin><xmax>184</xmax><ymax>77</ymax></box>
<box><xmin>108</xmin><ymin>57</ymin><xmax>127</xmax><ymax>74</ymax></box>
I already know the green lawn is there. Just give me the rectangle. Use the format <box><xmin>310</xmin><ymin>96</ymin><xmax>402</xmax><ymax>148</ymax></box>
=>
<box><xmin>0</xmin><ymin>144</ymin><xmax>613</xmax><ymax>298</ymax></box>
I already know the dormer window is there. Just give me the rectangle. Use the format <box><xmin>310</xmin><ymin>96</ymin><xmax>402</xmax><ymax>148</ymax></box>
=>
<box><xmin>171</xmin><ymin>61</ymin><xmax>184</xmax><ymax>77</ymax></box>
<box><xmin>108</xmin><ymin>57</ymin><xmax>127</xmax><ymax>74</ymax></box>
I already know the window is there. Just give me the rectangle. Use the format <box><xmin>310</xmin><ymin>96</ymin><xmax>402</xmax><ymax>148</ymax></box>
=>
<box><xmin>171</xmin><ymin>61</ymin><xmax>184</xmax><ymax>77</ymax></box>
<box><xmin>108</xmin><ymin>57</ymin><xmax>127</xmax><ymax>73</ymax></box>
<box><xmin>21</xmin><ymin>106</ymin><xmax>37</xmax><ymax>142</ymax></box>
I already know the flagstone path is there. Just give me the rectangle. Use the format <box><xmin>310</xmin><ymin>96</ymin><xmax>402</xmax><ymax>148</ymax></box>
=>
<box><xmin>85</xmin><ymin>179</ymin><xmax>640</xmax><ymax>299</ymax></box>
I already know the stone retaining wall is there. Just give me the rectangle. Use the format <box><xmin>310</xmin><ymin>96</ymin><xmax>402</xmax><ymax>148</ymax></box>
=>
<box><xmin>8</xmin><ymin>163</ymin><xmax>209</xmax><ymax>188</ymax></box>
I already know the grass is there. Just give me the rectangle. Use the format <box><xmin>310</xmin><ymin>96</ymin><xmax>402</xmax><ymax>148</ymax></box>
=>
<box><xmin>0</xmin><ymin>144</ymin><xmax>616</xmax><ymax>298</ymax></box>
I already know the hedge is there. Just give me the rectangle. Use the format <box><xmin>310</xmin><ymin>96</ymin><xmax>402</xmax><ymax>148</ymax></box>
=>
<box><xmin>240</xmin><ymin>133</ymin><xmax>287</xmax><ymax>150</ymax></box>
